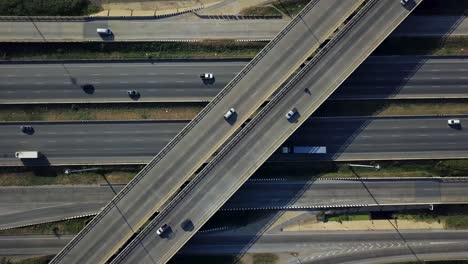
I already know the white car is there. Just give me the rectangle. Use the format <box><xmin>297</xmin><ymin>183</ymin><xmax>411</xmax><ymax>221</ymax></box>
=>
<box><xmin>285</xmin><ymin>109</ymin><xmax>297</xmax><ymax>120</ymax></box>
<box><xmin>448</xmin><ymin>119</ymin><xmax>461</xmax><ymax>126</ymax></box>
<box><xmin>400</xmin><ymin>0</ymin><xmax>409</xmax><ymax>5</ymax></box>
<box><xmin>200</xmin><ymin>73</ymin><xmax>214</xmax><ymax>79</ymax></box>
<box><xmin>156</xmin><ymin>224</ymin><xmax>169</xmax><ymax>236</ymax></box>
<box><xmin>224</xmin><ymin>108</ymin><xmax>236</xmax><ymax>120</ymax></box>
<box><xmin>96</xmin><ymin>28</ymin><xmax>111</xmax><ymax>35</ymax></box>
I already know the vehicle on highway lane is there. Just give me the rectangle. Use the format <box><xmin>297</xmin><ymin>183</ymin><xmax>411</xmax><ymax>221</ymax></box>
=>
<box><xmin>96</xmin><ymin>28</ymin><xmax>112</xmax><ymax>35</ymax></box>
<box><xmin>156</xmin><ymin>224</ymin><xmax>170</xmax><ymax>236</ymax></box>
<box><xmin>200</xmin><ymin>73</ymin><xmax>214</xmax><ymax>80</ymax></box>
<box><xmin>448</xmin><ymin>119</ymin><xmax>461</xmax><ymax>127</ymax></box>
<box><xmin>286</xmin><ymin>108</ymin><xmax>297</xmax><ymax>121</ymax></box>
<box><xmin>15</xmin><ymin>151</ymin><xmax>40</xmax><ymax>159</ymax></box>
<box><xmin>21</xmin><ymin>125</ymin><xmax>34</xmax><ymax>134</ymax></box>
<box><xmin>127</xmin><ymin>90</ymin><xmax>140</xmax><ymax>97</ymax></box>
<box><xmin>224</xmin><ymin>108</ymin><xmax>236</xmax><ymax>120</ymax></box>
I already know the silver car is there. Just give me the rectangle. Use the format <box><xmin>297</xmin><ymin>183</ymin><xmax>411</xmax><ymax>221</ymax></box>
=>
<box><xmin>224</xmin><ymin>108</ymin><xmax>236</xmax><ymax>120</ymax></box>
<box><xmin>285</xmin><ymin>109</ymin><xmax>297</xmax><ymax>120</ymax></box>
<box><xmin>156</xmin><ymin>224</ymin><xmax>169</xmax><ymax>236</ymax></box>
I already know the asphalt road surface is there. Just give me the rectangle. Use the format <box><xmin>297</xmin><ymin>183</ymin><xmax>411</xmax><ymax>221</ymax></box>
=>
<box><xmin>3</xmin><ymin>115</ymin><xmax>468</xmax><ymax>166</ymax></box>
<box><xmin>2</xmin><ymin>56</ymin><xmax>468</xmax><ymax>104</ymax></box>
<box><xmin>0</xmin><ymin>15</ymin><xmax>466</xmax><ymax>42</ymax></box>
<box><xmin>112</xmin><ymin>1</ymin><xmax>424</xmax><ymax>263</ymax></box>
<box><xmin>1</xmin><ymin>178</ymin><xmax>466</xmax><ymax>229</ymax></box>
<box><xmin>50</xmin><ymin>1</ymin><xmax>363</xmax><ymax>263</ymax></box>
<box><xmin>2</xmin><ymin>230</ymin><xmax>468</xmax><ymax>264</ymax></box>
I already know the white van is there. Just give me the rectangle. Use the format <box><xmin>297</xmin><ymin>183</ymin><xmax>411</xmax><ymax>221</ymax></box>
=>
<box><xmin>96</xmin><ymin>28</ymin><xmax>111</xmax><ymax>35</ymax></box>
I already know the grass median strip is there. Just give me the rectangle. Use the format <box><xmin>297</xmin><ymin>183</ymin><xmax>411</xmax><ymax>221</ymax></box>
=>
<box><xmin>0</xmin><ymin>36</ymin><xmax>467</xmax><ymax>61</ymax></box>
<box><xmin>0</xmin><ymin>41</ymin><xmax>265</xmax><ymax>61</ymax></box>
<box><xmin>314</xmin><ymin>99</ymin><xmax>468</xmax><ymax>117</ymax></box>
<box><xmin>0</xmin><ymin>166</ymin><xmax>140</xmax><ymax>186</ymax></box>
<box><xmin>0</xmin><ymin>256</ymin><xmax>55</xmax><ymax>264</ymax></box>
<box><xmin>0</xmin><ymin>217</ymin><xmax>92</xmax><ymax>235</ymax></box>
<box><xmin>0</xmin><ymin>103</ymin><xmax>204</xmax><ymax>122</ymax></box>
<box><xmin>255</xmin><ymin>159</ymin><xmax>468</xmax><ymax>179</ymax></box>
<box><xmin>374</xmin><ymin>36</ymin><xmax>468</xmax><ymax>56</ymax></box>
<box><xmin>2</xmin><ymin>159</ymin><xmax>468</xmax><ymax>186</ymax></box>
<box><xmin>3</xmin><ymin>100</ymin><xmax>468</xmax><ymax>122</ymax></box>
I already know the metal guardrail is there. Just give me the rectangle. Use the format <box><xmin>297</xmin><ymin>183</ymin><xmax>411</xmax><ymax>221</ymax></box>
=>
<box><xmin>50</xmin><ymin>0</ymin><xmax>323</xmax><ymax>262</ymax></box>
<box><xmin>110</xmin><ymin>1</ymin><xmax>379</xmax><ymax>262</ymax></box>
<box><xmin>193</xmin><ymin>13</ymin><xmax>283</xmax><ymax>20</ymax></box>
<box><xmin>0</xmin><ymin>8</ymin><xmax>201</xmax><ymax>22</ymax></box>
<box><xmin>0</xmin><ymin>7</ymin><xmax>283</xmax><ymax>22</ymax></box>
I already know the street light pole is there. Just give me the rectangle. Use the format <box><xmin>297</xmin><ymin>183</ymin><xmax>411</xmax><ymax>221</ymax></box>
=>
<box><xmin>64</xmin><ymin>168</ymin><xmax>102</xmax><ymax>175</ymax></box>
<box><xmin>348</xmin><ymin>163</ymin><xmax>381</xmax><ymax>170</ymax></box>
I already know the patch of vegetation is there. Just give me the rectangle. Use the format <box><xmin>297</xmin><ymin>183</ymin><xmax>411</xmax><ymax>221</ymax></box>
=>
<box><xmin>0</xmin><ymin>41</ymin><xmax>265</xmax><ymax>61</ymax></box>
<box><xmin>272</xmin><ymin>0</ymin><xmax>310</xmax><ymax>18</ymax></box>
<box><xmin>239</xmin><ymin>5</ymin><xmax>282</xmax><ymax>17</ymax></box>
<box><xmin>445</xmin><ymin>215</ymin><xmax>468</xmax><ymax>229</ymax></box>
<box><xmin>0</xmin><ymin>0</ymin><xmax>100</xmax><ymax>16</ymax></box>
<box><xmin>393</xmin><ymin>205</ymin><xmax>468</xmax><ymax>230</ymax></box>
<box><xmin>393</xmin><ymin>211</ymin><xmax>441</xmax><ymax>224</ymax></box>
<box><xmin>0</xmin><ymin>217</ymin><xmax>91</xmax><ymax>235</ymax></box>
<box><xmin>314</xmin><ymin>99</ymin><xmax>468</xmax><ymax>117</ymax></box>
<box><xmin>0</xmin><ymin>103</ymin><xmax>204</xmax><ymax>121</ymax></box>
<box><xmin>374</xmin><ymin>36</ymin><xmax>468</xmax><ymax>56</ymax></box>
<box><xmin>0</xmin><ymin>165</ymin><xmax>141</xmax><ymax>186</ymax></box>
<box><xmin>169</xmin><ymin>255</ymin><xmax>243</xmax><ymax>264</ymax></box>
<box><xmin>413</xmin><ymin>0</ymin><xmax>468</xmax><ymax>16</ymax></box>
<box><xmin>252</xmin><ymin>253</ymin><xmax>279</xmax><ymax>264</ymax></box>
<box><xmin>255</xmin><ymin>159</ymin><xmax>468</xmax><ymax>180</ymax></box>
<box><xmin>391</xmin><ymin>261</ymin><xmax>468</xmax><ymax>264</ymax></box>
<box><xmin>326</xmin><ymin>213</ymin><xmax>371</xmax><ymax>223</ymax></box>
<box><xmin>0</xmin><ymin>255</ymin><xmax>54</xmax><ymax>264</ymax></box>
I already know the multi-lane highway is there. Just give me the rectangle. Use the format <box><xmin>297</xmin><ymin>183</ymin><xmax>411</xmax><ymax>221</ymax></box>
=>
<box><xmin>0</xmin><ymin>121</ymin><xmax>186</xmax><ymax>165</ymax></box>
<box><xmin>51</xmin><ymin>1</ymin><xmax>364</xmax><ymax>263</ymax></box>
<box><xmin>3</xmin><ymin>116</ymin><xmax>468</xmax><ymax>166</ymax></box>
<box><xmin>2</xmin><ymin>178</ymin><xmax>467</xmax><ymax>229</ymax></box>
<box><xmin>3</xmin><ymin>230</ymin><xmax>468</xmax><ymax>264</ymax></box>
<box><xmin>2</xmin><ymin>56</ymin><xmax>468</xmax><ymax>104</ymax></box>
<box><xmin>112</xmin><ymin>1</ymin><xmax>424</xmax><ymax>263</ymax></box>
<box><xmin>0</xmin><ymin>15</ymin><xmax>466</xmax><ymax>42</ymax></box>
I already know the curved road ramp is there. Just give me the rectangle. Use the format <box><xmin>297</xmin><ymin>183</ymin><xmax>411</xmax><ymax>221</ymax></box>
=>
<box><xmin>50</xmin><ymin>0</ymin><xmax>365</xmax><ymax>263</ymax></box>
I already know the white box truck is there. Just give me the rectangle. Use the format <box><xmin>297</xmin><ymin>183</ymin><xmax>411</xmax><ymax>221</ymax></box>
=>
<box><xmin>15</xmin><ymin>151</ymin><xmax>40</xmax><ymax>159</ymax></box>
<box><xmin>281</xmin><ymin>146</ymin><xmax>327</xmax><ymax>154</ymax></box>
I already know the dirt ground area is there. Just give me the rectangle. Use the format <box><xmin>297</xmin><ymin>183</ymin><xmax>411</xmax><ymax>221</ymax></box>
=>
<box><xmin>90</xmin><ymin>0</ymin><xmax>221</xmax><ymax>16</ymax></box>
<box><xmin>283</xmin><ymin>218</ymin><xmax>444</xmax><ymax>232</ymax></box>
<box><xmin>199</xmin><ymin>0</ymin><xmax>274</xmax><ymax>15</ymax></box>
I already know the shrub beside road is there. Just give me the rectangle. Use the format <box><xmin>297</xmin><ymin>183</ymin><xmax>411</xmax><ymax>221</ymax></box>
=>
<box><xmin>0</xmin><ymin>0</ymin><xmax>99</xmax><ymax>16</ymax></box>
